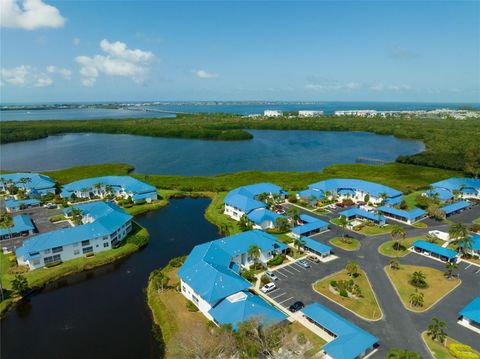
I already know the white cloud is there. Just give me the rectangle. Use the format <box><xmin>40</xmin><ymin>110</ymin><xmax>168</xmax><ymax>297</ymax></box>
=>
<box><xmin>193</xmin><ymin>69</ymin><xmax>219</xmax><ymax>79</ymax></box>
<box><xmin>46</xmin><ymin>65</ymin><xmax>71</xmax><ymax>80</ymax></box>
<box><xmin>75</xmin><ymin>39</ymin><xmax>155</xmax><ymax>86</ymax></box>
<box><xmin>306</xmin><ymin>78</ymin><xmax>362</xmax><ymax>91</ymax></box>
<box><xmin>0</xmin><ymin>0</ymin><xmax>66</xmax><ymax>30</ymax></box>
<box><xmin>73</xmin><ymin>37</ymin><xmax>80</xmax><ymax>46</ymax></box>
<box><xmin>0</xmin><ymin>65</ymin><xmax>53</xmax><ymax>87</ymax></box>
<box><xmin>370</xmin><ymin>83</ymin><xmax>411</xmax><ymax>92</ymax></box>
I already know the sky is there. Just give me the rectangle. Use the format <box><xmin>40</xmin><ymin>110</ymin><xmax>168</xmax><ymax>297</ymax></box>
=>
<box><xmin>1</xmin><ymin>0</ymin><xmax>479</xmax><ymax>103</ymax></box>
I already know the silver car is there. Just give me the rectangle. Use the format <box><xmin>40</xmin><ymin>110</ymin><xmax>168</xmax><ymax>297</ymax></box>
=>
<box><xmin>265</xmin><ymin>271</ymin><xmax>278</xmax><ymax>281</ymax></box>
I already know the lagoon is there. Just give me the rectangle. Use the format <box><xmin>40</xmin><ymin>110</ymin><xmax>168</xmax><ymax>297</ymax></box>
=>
<box><xmin>0</xmin><ymin>198</ymin><xmax>219</xmax><ymax>359</ymax></box>
<box><xmin>0</xmin><ymin>130</ymin><xmax>424</xmax><ymax>175</ymax></box>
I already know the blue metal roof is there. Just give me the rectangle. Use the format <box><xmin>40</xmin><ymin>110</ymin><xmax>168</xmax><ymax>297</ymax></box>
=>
<box><xmin>302</xmin><ymin>302</ymin><xmax>378</xmax><ymax>359</ymax></box>
<box><xmin>460</xmin><ymin>235</ymin><xmax>480</xmax><ymax>251</ymax></box>
<box><xmin>178</xmin><ymin>230</ymin><xmax>288</xmax><ymax>304</ymax></box>
<box><xmin>412</xmin><ymin>240</ymin><xmax>458</xmax><ymax>259</ymax></box>
<box><xmin>247</xmin><ymin>208</ymin><xmax>285</xmax><ymax>226</ymax></box>
<box><xmin>16</xmin><ymin>202</ymin><xmax>132</xmax><ymax>260</ymax></box>
<box><xmin>208</xmin><ymin>291</ymin><xmax>287</xmax><ymax>330</ymax></box>
<box><xmin>459</xmin><ymin>297</ymin><xmax>480</xmax><ymax>324</ymax></box>
<box><xmin>297</xmin><ymin>188</ymin><xmax>324</xmax><ymax>200</ymax></box>
<box><xmin>440</xmin><ymin>201</ymin><xmax>471</xmax><ymax>215</ymax></box>
<box><xmin>431</xmin><ymin>178</ymin><xmax>480</xmax><ymax>192</ymax></box>
<box><xmin>377</xmin><ymin>206</ymin><xmax>426</xmax><ymax>220</ymax></box>
<box><xmin>301</xmin><ymin>236</ymin><xmax>332</xmax><ymax>254</ymax></box>
<box><xmin>307</xmin><ymin>178</ymin><xmax>402</xmax><ymax>199</ymax></box>
<box><xmin>425</xmin><ymin>188</ymin><xmax>454</xmax><ymax>201</ymax></box>
<box><xmin>0</xmin><ymin>173</ymin><xmax>55</xmax><ymax>191</ymax></box>
<box><xmin>5</xmin><ymin>198</ymin><xmax>41</xmax><ymax>209</ymax></box>
<box><xmin>291</xmin><ymin>220</ymin><xmax>329</xmax><ymax>235</ymax></box>
<box><xmin>300</xmin><ymin>214</ymin><xmax>321</xmax><ymax>223</ymax></box>
<box><xmin>132</xmin><ymin>191</ymin><xmax>157</xmax><ymax>201</ymax></box>
<box><xmin>224</xmin><ymin>182</ymin><xmax>284</xmax><ymax>213</ymax></box>
<box><xmin>0</xmin><ymin>215</ymin><xmax>34</xmax><ymax>236</ymax></box>
<box><xmin>61</xmin><ymin>176</ymin><xmax>156</xmax><ymax>196</ymax></box>
<box><xmin>339</xmin><ymin>208</ymin><xmax>385</xmax><ymax>223</ymax></box>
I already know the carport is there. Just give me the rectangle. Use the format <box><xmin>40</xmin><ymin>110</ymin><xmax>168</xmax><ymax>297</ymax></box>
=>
<box><xmin>301</xmin><ymin>236</ymin><xmax>332</xmax><ymax>257</ymax></box>
<box><xmin>291</xmin><ymin>219</ymin><xmax>329</xmax><ymax>238</ymax></box>
<box><xmin>412</xmin><ymin>240</ymin><xmax>458</xmax><ymax>262</ymax></box>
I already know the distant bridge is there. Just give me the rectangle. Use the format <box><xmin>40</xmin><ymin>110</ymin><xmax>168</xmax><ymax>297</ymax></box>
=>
<box><xmin>125</xmin><ymin>107</ymin><xmax>194</xmax><ymax>115</ymax></box>
<box><xmin>355</xmin><ymin>157</ymin><xmax>389</xmax><ymax>165</ymax></box>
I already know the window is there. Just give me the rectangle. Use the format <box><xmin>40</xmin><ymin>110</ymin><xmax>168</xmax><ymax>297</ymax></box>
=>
<box><xmin>103</xmin><ymin>236</ymin><xmax>109</xmax><ymax>240</ymax></box>
<box><xmin>44</xmin><ymin>249</ymin><xmax>51</xmax><ymax>254</ymax></box>
<box><xmin>192</xmin><ymin>295</ymin><xmax>199</xmax><ymax>305</ymax></box>
<box><xmin>32</xmin><ymin>259</ymin><xmax>41</xmax><ymax>266</ymax></box>
<box><xmin>73</xmin><ymin>249</ymin><xmax>80</xmax><ymax>255</ymax></box>
<box><xmin>81</xmin><ymin>240</ymin><xmax>90</xmax><ymax>246</ymax></box>
<box><xmin>103</xmin><ymin>242</ymin><xmax>109</xmax><ymax>248</ymax></box>
<box><xmin>52</xmin><ymin>246</ymin><xmax>63</xmax><ymax>254</ymax></box>
<box><xmin>44</xmin><ymin>254</ymin><xmax>61</xmax><ymax>264</ymax></box>
<box><xmin>82</xmin><ymin>246</ymin><xmax>93</xmax><ymax>254</ymax></box>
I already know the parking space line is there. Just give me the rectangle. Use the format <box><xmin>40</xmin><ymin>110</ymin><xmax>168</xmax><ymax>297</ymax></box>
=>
<box><xmin>281</xmin><ymin>267</ymin><xmax>295</xmax><ymax>275</ymax></box>
<box><xmin>271</xmin><ymin>292</ymin><xmax>287</xmax><ymax>300</ymax></box>
<box><xmin>291</xmin><ymin>263</ymin><xmax>308</xmax><ymax>271</ymax></box>
<box><xmin>288</xmin><ymin>265</ymin><xmax>301</xmax><ymax>272</ymax></box>
<box><xmin>278</xmin><ymin>296</ymin><xmax>294</xmax><ymax>304</ymax></box>
<box><xmin>274</xmin><ymin>270</ymin><xmax>288</xmax><ymax>278</ymax></box>
<box><xmin>465</xmin><ymin>264</ymin><xmax>472</xmax><ymax>270</ymax></box>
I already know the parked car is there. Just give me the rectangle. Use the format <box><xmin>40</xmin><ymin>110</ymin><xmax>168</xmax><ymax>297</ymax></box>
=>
<box><xmin>261</xmin><ymin>282</ymin><xmax>276</xmax><ymax>293</ymax></box>
<box><xmin>297</xmin><ymin>259</ymin><xmax>310</xmax><ymax>268</ymax></box>
<box><xmin>46</xmin><ymin>203</ymin><xmax>57</xmax><ymax>209</ymax></box>
<box><xmin>306</xmin><ymin>255</ymin><xmax>320</xmax><ymax>263</ymax></box>
<box><xmin>289</xmin><ymin>301</ymin><xmax>305</xmax><ymax>312</ymax></box>
<box><xmin>265</xmin><ymin>271</ymin><xmax>278</xmax><ymax>281</ymax></box>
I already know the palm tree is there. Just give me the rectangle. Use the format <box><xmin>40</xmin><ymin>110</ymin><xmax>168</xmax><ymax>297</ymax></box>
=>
<box><xmin>389</xmin><ymin>258</ymin><xmax>400</xmax><ymax>270</ymax></box>
<box><xmin>286</xmin><ymin>206</ymin><xmax>300</xmax><ymax>223</ymax></box>
<box><xmin>379</xmin><ymin>192</ymin><xmax>388</xmax><ymax>204</ymax></box>
<box><xmin>411</xmin><ymin>271</ymin><xmax>427</xmax><ymax>287</ymax></box>
<box><xmin>93</xmin><ymin>182</ymin><xmax>103</xmax><ymax>196</ymax></box>
<box><xmin>80</xmin><ymin>187</ymin><xmax>90</xmax><ymax>198</ymax></box>
<box><xmin>391</xmin><ymin>225</ymin><xmax>406</xmax><ymax>251</ymax></box>
<box><xmin>409</xmin><ymin>289</ymin><xmax>424</xmax><ymax>308</ymax></box>
<box><xmin>448</xmin><ymin>223</ymin><xmax>470</xmax><ymax>255</ymax></box>
<box><xmin>444</xmin><ymin>261</ymin><xmax>458</xmax><ymax>280</ymax></box>
<box><xmin>294</xmin><ymin>238</ymin><xmax>306</xmax><ymax>252</ymax></box>
<box><xmin>455</xmin><ymin>236</ymin><xmax>474</xmax><ymax>256</ymax></box>
<box><xmin>426</xmin><ymin>317</ymin><xmax>448</xmax><ymax>344</ymax></box>
<box><xmin>19</xmin><ymin>177</ymin><xmax>31</xmax><ymax>191</ymax></box>
<box><xmin>425</xmin><ymin>233</ymin><xmax>438</xmax><ymax>243</ymax></box>
<box><xmin>248</xmin><ymin>244</ymin><xmax>262</xmax><ymax>269</ymax></box>
<box><xmin>345</xmin><ymin>261</ymin><xmax>359</xmax><ymax>277</ymax></box>
<box><xmin>338</xmin><ymin>215</ymin><xmax>349</xmax><ymax>240</ymax></box>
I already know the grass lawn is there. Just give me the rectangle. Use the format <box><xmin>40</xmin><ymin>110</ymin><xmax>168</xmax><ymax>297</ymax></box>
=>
<box><xmin>0</xmin><ymin>222</ymin><xmax>149</xmax><ymax>316</ymax></box>
<box><xmin>274</xmin><ymin>233</ymin><xmax>294</xmax><ymax>244</ymax></box>
<box><xmin>402</xmin><ymin>191</ymin><xmax>424</xmax><ymax>210</ymax></box>
<box><xmin>314</xmin><ymin>269</ymin><xmax>382</xmax><ymax>321</ymax></box>
<box><xmin>330</xmin><ymin>218</ymin><xmax>343</xmax><ymax>226</ymax></box>
<box><xmin>422</xmin><ymin>332</ymin><xmax>480</xmax><ymax>359</ymax></box>
<box><xmin>385</xmin><ymin>265</ymin><xmax>461</xmax><ymax>312</ymax></box>
<box><xmin>474</xmin><ymin>218</ymin><xmax>480</xmax><ymax>225</ymax></box>
<box><xmin>124</xmin><ymin>199</ymin><xmax>168</xmax><ymax>216</ymax></box>
<box><xmin>288</xmin><ymin>321</ymin><xmax>326</xmax><ymax>358</ymax></box>
<box><xmin>412</xmin><ymin>221</ymin><xmax>428</xmax><ymax>228</ymax></box>
<box><xmin>147</xmin><ymin>264</ymin><xmax>208</xmax><ymax>358</ymax></box>
<box><xmin>355</xmin><ymin>224</ymin><xmax>394</xmax><ymax>236</ymax></box>
<box><xmin>378</xmin><ymin>236</ymin><xmax>439</xmax><ymax>257</ymax></box>
<box><xmin>204</xmin><ymin>192</ymin><xmax>241</xmax><ymax>236</ymax></box>
<box><xmin>329</xmin><ymin>237</ymin><xmax>360</xmax><ymax>251</ymax></box>
<box><xmin>43</xmin><ymin>163</ymin><xmax>134</xmax><ymax>184</ymax></box>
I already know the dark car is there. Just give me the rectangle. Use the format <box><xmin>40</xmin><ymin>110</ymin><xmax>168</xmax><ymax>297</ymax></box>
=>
<box><xmin>289</xmin><ymin>301</ymin><xmax>304</xmax><ymax>312</ymax></box>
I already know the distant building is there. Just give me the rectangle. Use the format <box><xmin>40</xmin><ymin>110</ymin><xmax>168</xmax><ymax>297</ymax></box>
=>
<box><xmin>0</xmin><ymin>173</ymin><xmax>56</xmax><ymax>197</ymax></box>
<box><xmin>60</xmin><ymin>176</ymin><xmax>157</xmax><ymax>203</ymax></box>
<box><xmin>425</xmin><ymin>178</ymin><xmax>480</xmax><ymax>201</ymax></box>
<box><xmin>16</xmin><ymin>201</ymin><xmax>133</xmax><ymax>270</ymax></box>
<box><xmin>298</xmin><ymin>110</ymin><xmax>324</xmax><ymax>117</ymax></box>
<box><xmin>0</xmin><ymin>214</ymin><xmax>35</xmax><ymax>241</ymax></box>
<box><xmin>334</xmin><ymin>110</ymin><xmax>377</xmax><ymax>117</ymax></box>
<box><xmin>5</xmin><ymin>199</ymin><xmax>41</xmax><ymax>212</ymax></box>
<box><xmin>263</xmin><ymin>110</ymin><xmax>283</xmax><ymax>117</ymax></box>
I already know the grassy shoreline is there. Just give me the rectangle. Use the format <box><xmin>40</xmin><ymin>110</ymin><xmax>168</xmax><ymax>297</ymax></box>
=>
<box><xmin>0</xmin><ymin>221</ymin><xmax>149</xmax><ymax>317</ymax></box>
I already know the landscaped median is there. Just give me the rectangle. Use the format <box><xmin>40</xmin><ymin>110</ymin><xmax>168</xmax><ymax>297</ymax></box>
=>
<box><xmin>421</xmin><ymin>332</ymin><xmax>480</xmax><ymax>359</ymax></box>
<box><xmin>0</xmin><ymin>222</ymin><xmax>149</xmax><ymax>317</ymax></box>
<box><xmin>313</xmin><ymin>269</ymin><xmax>382</xmax><ymax>321</ymax></box>
<box><xmin>329</xmin><ymin>237</ymin><xmax>360</xmax><ymax>251</ymax></box>
<box><xmin>384</xmin><ymin>265</ymin><xmax>461</xmax><ymax>313</ymax></box>
<box><xmin>378</xmin><ymin>236</ymin><xmax>440</xmax><ymax>257</ymax></box>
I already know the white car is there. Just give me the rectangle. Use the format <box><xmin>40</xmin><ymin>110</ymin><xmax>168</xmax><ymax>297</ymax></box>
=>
<box><xmin>261</xmin><ymin>282</ymin><xmax>276</xmax><ymax>293</ymax></box>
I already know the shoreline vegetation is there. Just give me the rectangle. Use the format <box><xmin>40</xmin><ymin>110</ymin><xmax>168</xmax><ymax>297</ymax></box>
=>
<box><xmin>1</xmin><ymin>114</ymin><xmax>479</xmax><ymax>172</ymax></box>
<box><xmin>0</xmin><ymin>222</ymin><xmax>149</xmax><ymax>316</ymax></box>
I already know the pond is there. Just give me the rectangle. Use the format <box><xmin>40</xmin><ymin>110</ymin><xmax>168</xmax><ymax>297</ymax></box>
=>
<box><xmin>0</xmin><ymin>130</ymin><xmax>424</xmax><ymax>175</ymax></box>
<box><xmin>0</xmin><ymin>198</ymin><xmax>220</xmax><ymax>359</ymax></box>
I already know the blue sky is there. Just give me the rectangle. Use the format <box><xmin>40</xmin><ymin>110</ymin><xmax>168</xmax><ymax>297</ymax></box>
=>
<box><xmin>1</xmin><ymin>0</ymin><xmax>479</xmax><ymax>103</ymax></box>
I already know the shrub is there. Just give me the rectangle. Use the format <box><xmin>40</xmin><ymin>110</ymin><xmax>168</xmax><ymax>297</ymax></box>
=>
<box><xmin>268</xmin><ymin>254</ymin><xmax>284</xmax><ymax>267</ymax></box>
<box><xmin>330</xmin><ymin>280</ymin><xmax>338</xmax><ymax>287</ymax></box>
<box><xmin>470</xmin><ymin>224</ymin><xmax>480</xmax><ymax>233</ymax></box>
<box><xmin>339</xmin><ymin>289</ymin><xmax>349</xmax><ymax>297</ymax></box>
<box><xmin>287</xmin><ymin>194</ymin><xmax>297</xmax><ymax>203</ymax></box>
<box><xmin>85</xmin><ymin>253</ymin><xmax>94</xmax><ymax>258</ymax></box>
<box><xmin>260</xmin><ymin>275</ymin><xmax>270</xmax><ymax>286</ymax></box>
<box><xmin>186</xmin><ymin>300</ymin><xmax>199</xmax><ymax>312</ymax></box>
<box><xmin>45</xmin><ymin>260</ymin><xmax>63</xmax><ymax>268</ymax></box>
<box><xmin>448</xmin><ymin>344</ymin><xmax>479</xmax><ymax>359</ymax></box>
<box><xmin>8</xmin><ymin>265</ymin><xmax>29</xmax><ymax>274</ymax></box>
<box><xmin>296</xmin><ymin>332</ymin><xmax>307</xmax><ymax>345</ymax></box>
<box><xmin>241</xmin><ymin>270</ymin><xmax>256</xmax><ymax>283</ymax></box>
<box><xmin>168</xmin><ymin>256</ymin><xmax>186</xmax><ymax>268</ymax></box>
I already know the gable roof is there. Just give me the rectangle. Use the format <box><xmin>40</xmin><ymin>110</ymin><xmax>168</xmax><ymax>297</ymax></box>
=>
<box><xmin>208</xmin><ymin>291</ymin><xmax>287</xmax><ymax>330</ymax></box>
<box><xmin>224</xmin><ymin>182</ymin><xmax>284</xmax><ymax>213</ymax></box>
<box><xmin>307</xmin><ymin>178</ymin><xmax>402</xmax><ymax>199</ymax></box>
<box><xmin>224</xmin><ymin>193</ymin><xmax>267</xmax><ymax>213</ymax></box>
<box><xmin>377</xmin><ymin>205</ymin><xmax>426</xmax><ymax>220</ymax></box>
<box><xmin>339</xmin><ymin>208</ymin><xmax>385</xmax><ymax>222</ymax></box>
<box><xmin>302</xmin><ymin>302</ymin><xmax>378</xmax><ymax>359</ymax></box>
<box><xmin>247</xmin><ymin>208</ymin><xmax>284</xmax><ymax>225</ymax></box>
<box><xmin>0</xmin><ymin>173</ymin><xmax>55</xmax><ymax>191</ymax></box>
<box><xmin>291</xmin><ymin>220</ymin><xmax>329</xmax><ymax>235</ymax></box>
<box><xmin>431</xmin><ymin>178</ymin><xmax>480</xmax><ymax>192</ymax></box>
<box><xmin>459</xmin><ymin>297</ymin><xmax>480</xmax><ymax>324</ymax></box>
<box><xmin>412</xmin><ymin>240</ymin><xmax>458</xmax><ymax>259</ymax></box>
<box><xmin>62</xmin><ymin>176</ymin><xmax>156</xmax><ymax>195</ymax></box>
<box><xmin>301</xmin><ymin>236</ymin><xmax>332</xmax><ymax>254</ymax></box>
<box><xmin>0</xmin><ymin>215</ymin><xmax>34</xmax><ymax>236</ymax></box>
